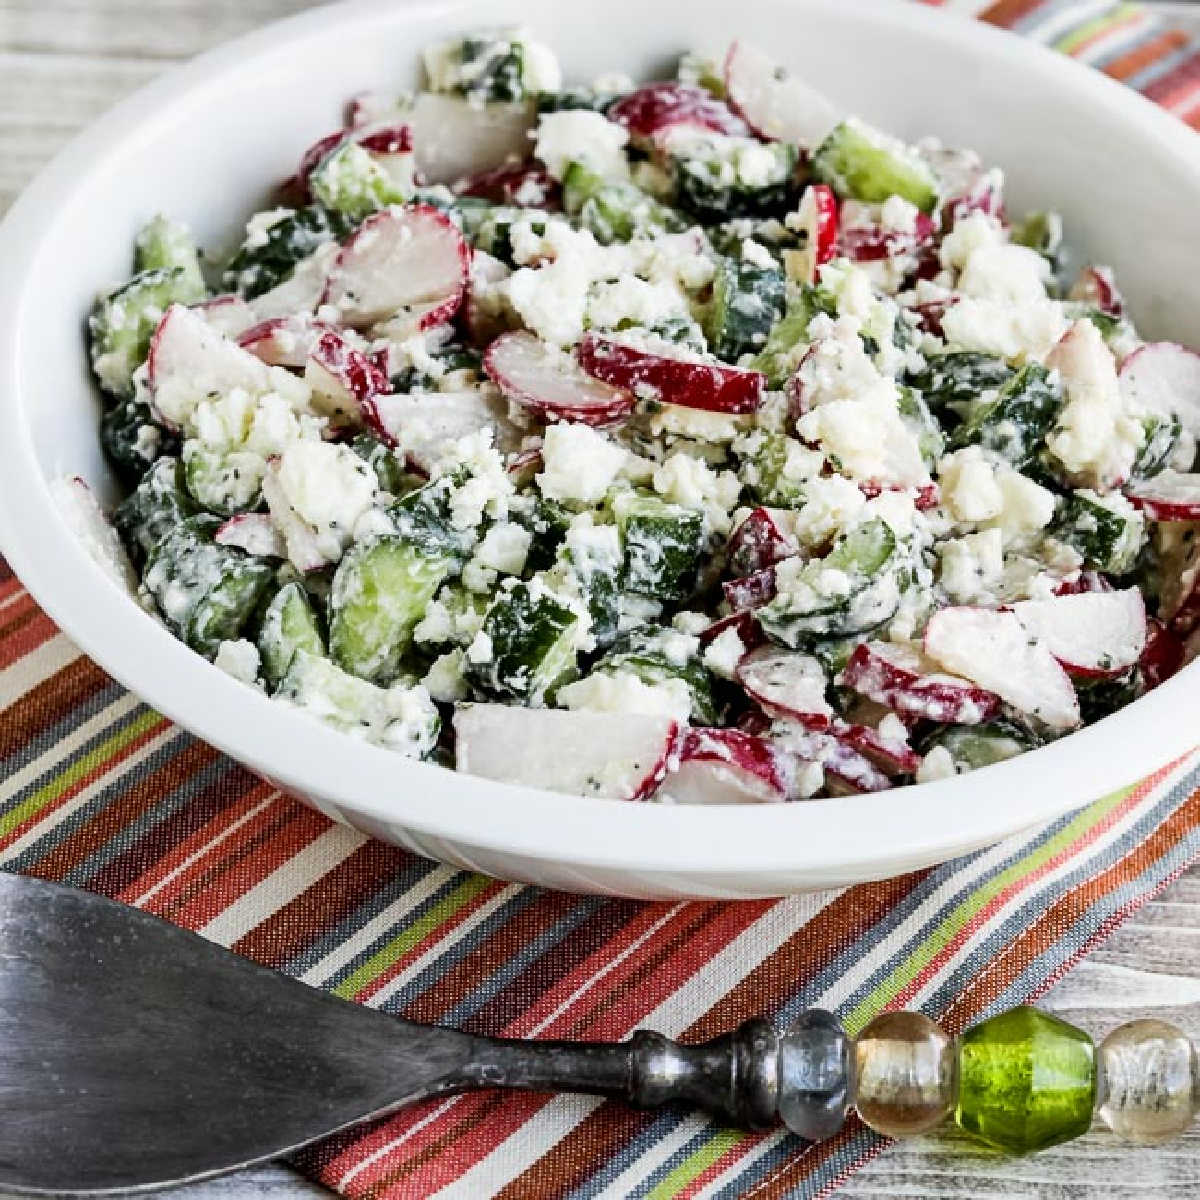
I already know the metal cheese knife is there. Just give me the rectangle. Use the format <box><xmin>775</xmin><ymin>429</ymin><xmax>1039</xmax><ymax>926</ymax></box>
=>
<box><xmin>0</xmin><ymin>873</ymin><xmax>795</xmax><ymax>1196</ymax></box>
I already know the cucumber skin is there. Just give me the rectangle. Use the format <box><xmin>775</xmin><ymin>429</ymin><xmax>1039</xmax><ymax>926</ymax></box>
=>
<box><xmin>101</xmin><ymin>398</ymin><xmax>177</xmax><ymax>486</ymax></box>
<box><xmin>134</xmin><ymin>215</ymin><xmax>207</xmax><ymax>296</ymax></box>
<box><xmin>466</xmin><ymin>582</ymin><xmax>582</xmax><ymax>704</ymax></box>
<box><xmin>328</xmin><ymin>537</ymin><xmax>452</xmax><ymax>684</ymax></box>
<box><xmin>597</xmin><ymin>629</ymin><xmax>719</xmax><ymax>725</ymax></box>
<box><xmin>672</xmin><ymin>143</ymin><xmax>798</xmax><ymax>222</ymax></box>
<box><xmin>750</xmin><ymin>285</ymin><xmax>837</xmax><ymax>388</ymax></box>
<box><xmin>811</xmin><ymin>119</ymin><xmax>939</xmax><ymax>214</ymax></box>
<box><xmin>259</xmin><ymin>582</ymin><xmax>327</xmax><ymax>687</ymax></box>
<box><xmin>223</xmin><ymin>205</ymin><xmax>355</xmax><ymax>300</ymax></box>
<box><xmin>907</xmin><ymin>351</ymin><xmax>1014</xmax><ymax>417</ymax></box>
<box><xmin>561</xmin><ymin>163</ymin><xmax>688</xmax><ymax>244</ymax></box>
<box><xmin>615</xmin><ymin>495</ymin><xmax>706</xmax><ymax>602</ymax></box>
<box><xmin>143</xmin><ymin>516</ymin><xmax>275</xmax><ymax>659</ymax></box>
<box><xmin>705</xmin><ymin>258</ymin><xmax>787</xmax><ymax>362</ymax></box>
<box><xmin>114</xmin><ymin>457</ymin><xmax>198</xmax><ymax>564</ymax></box>
<box><xmin>949</xmin><ymin>362</ymin><xmax>1061</xmax><ymax>469</ymax></box>
<box><xmin>1051</xmin><ymin>493</ymin><xmax>1143</xmax><ymax>575</ymax></box>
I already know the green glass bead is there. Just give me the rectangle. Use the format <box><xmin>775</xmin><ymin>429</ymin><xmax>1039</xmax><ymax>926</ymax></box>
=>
<box><xmin>955</xmin><ymin>1007</ymin><xmax>1095</xmax><ymax>1154</ymax></box>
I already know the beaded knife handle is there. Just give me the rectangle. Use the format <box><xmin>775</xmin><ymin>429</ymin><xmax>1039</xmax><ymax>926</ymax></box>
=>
<box><xmin>473</xmin><ymin>1007</ymin><xmax>1198</xmax><ymax>1153</ymax></box>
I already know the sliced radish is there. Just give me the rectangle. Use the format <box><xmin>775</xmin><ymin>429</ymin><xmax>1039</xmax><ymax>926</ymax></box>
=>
<box><xmin>1155</xmin><ymin>520</ymin><xmax>1200</xmax><ymax>631</ymax></box>
<box><xmin>248</xmin><ymin>241</ymin><xmax>342</xmax><ymax>322</ymax></box>
<box><xmin>52</xmin><ymin>476</ymin><xmax>140</xmax><ymax>598</ymax></box>
<box><xmin>457</xmin><ymin>160</ymin><xmax>562</xmax><ymax>209</ymax></box>
<box><xmin>722</xmin><ymin>565</ymin><xmax>779</xmax><ymax>612</ymax></box>
<box><xmin>238</xmin><ymin>315</ymin><xmax>333</xmax><ymax>368</ymax></box>
<box><xmin>147</xmin><ymin>304</ymin><xmax>311</xmax><ymax>428</ymax></box>
<box><xmin>771</xmin><ymin>725</ymin><xmax>892</xmax><ymax>795</ymax></box>
<box><xmin>1119</xmin><ymin>342</ymin><xmax>1200</xmax><ymax>440</ymax></box>
<box><xmin>304</xmin><ymin>328</ymin><xmax>389</xmax><ymax>423</ymax></box>
<box><xmin>214</xmin><ymin>513</ymin><xmax>287</xmax><ymax>559</ymax></box>
<box><xmin>698</xmin><ymin>610</ymin><xmax>765</xmax><ymax>651</ymax></box>
<box><xmin>408</xmin><ymin>93</ymin><xmax>536</xmax><ymax>185</ymax></box>
<box><xmin>577</xmin><ymin>334</ymin><xmax>764</xmax><ymax>415</ymax></box>
<box><xmin>506</xmin><ymin>446</ymin><xmax>544</xmax><ymax>487</ymax></box>
<box><xmin>1054</xmin><ymin>571</ymin><xmax>1114</xmax><ymax>597</ymax></box>
<box><xmin>727</xmin><ymin>507</ymin><xmax>797</xmax><ymax>576</ymax></box>
<box><xmin>942</xmin><ymin>171</ymin><xmax>1004</xmax><ymax>227</ymax></box>
<box><xmin>856</xmin><ymin>479</ymin><xmax>941</xmax><ymax>512</ymax></box>
<box><xmin>663</xmin><ymin>728</ymin><xmax>790</xmax><ymax>804</ymax></box>
<box><xmin>1069</xmin><ymin>265</ymin><xmax>1124</xmax><ymax>318</ymax></box>
<box><xmin>371</xmin><ymin>295</ymin><xmax>466</xmax><ymax>342</ymax></box>
<box><xmin>296</xmin><ymin>124</ymin><xmax>415</xmax><ymax>200</ymax></box>
<box><xmin>924</xmin><ymin>607</ymin><xmax>1081</xmax><ymax>730</ymax></box>
<box><xmin>843</xmin><ymin>641</ymin><xmax>1002</xmax><ymax>725</ymax></box>
<box><xmin>837</xmin><ymin>721</ymin><xmax>920</xmax><ymax>776</ymax></box>
<box><xmin>321</xmin><ymin>206</ymin><xmax>469</xmax><ymax>329</ymax></box>
<box><xmin>296</xmin><ymin>130</ymin><xmax>347</xmax><ymax>197</ymax></box>
<box><xmin>366</xmin><ymin>389</ymin><xmax>524</xmax><ymax>467</ymax></box>
<box><xmin>485</xmin><ymin>331</ymin><xmax>634</xmax><ymax>426</ymax></box>
<box><xmin>1012</xmin><ymin>589</ymin><xmax>1147</xmax><ymax>680</ymax></box>
<box><xmin>193</xmin><ymin>295</ymin><xmax>258</xmax><ymax>339</ymax></box>
<box><xmin>736</xmin><ymin>646</ymin><xmax>832</xmax><ymax>729</ymax></box>
<box><xmin>723</xmin><ymin>41</ymin><xmax>839</xmax><ymax>147</ymax></box>
<box><xmin>452</xmin><ymin>705</ymin><xmax>679</xmax><ymax>801</ymax></box>
<box><xmin>786</xmin><ymin>184</ymin><xmax>839</xmax><ymax>285</ymax></box>
<box><xmin>1141</xmin><ymin>617</ymin><xmax>1185</xmax><ymax>690</ymax></box>
<box><xmin>348</xmin><ymin>90</ymin><xmax>404</xmax><ymax>129</ymax></box>
<box><xmin>355</xmin><ymin>124</ymin><xmax>414</xmax><ymax>156</ymax></box>
<box><xmin>841</xmin><ymin>212</ymin><xmax>936</xmax><ymax>263</ymax></box>
<box><xmin>1126</xmin><ymin>471</ymin><xmax>1200</xmax><ymax>522</ymax></box>
<box><xmin>608</xmin><ymin>82</ymin><xmax>749</xmax><ymax>144</ymax></box>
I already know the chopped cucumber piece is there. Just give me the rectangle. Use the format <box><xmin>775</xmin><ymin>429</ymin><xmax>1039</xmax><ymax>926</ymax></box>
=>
<box><xmin>1132</xmin><ymin>412</ymin><xmax>1182</xmax><ymax>481</ymax></box>
<box><xmin>223</xmin><ymin>205</ymin><xmax>355</xmax><ymax>300</ymax></box>
<box><xmin>596</xmin><ymin>626</ymin><xmax>718</xmax><ymax>724</ymax></box>
<box><xmin>704</xmin><ymin>257</ymin><xmax>786</xmax><ymax>361</ymax></box>
<box><xmin>276</xmin><ymin>650</ymin><xmax>440</xmax><ymax>757</ymax></box>
<box><xmin>1077</xmin><ymin>668</ymin><xmax>1141</xmax><ymax>724</ymax></box>
<box><xmin>924</xmin><ymin>721</ymin><xmax>1036</xmax><ymax>771</ymax></box>
<box><xmin>1011</xmin><ymin>210</ymin><xmax>1064</xmax><ymax>270</ymax></box>
<box><xmin>908</xmin><ymin>351</ymin><xmax>1014</xmax><ymax>420</ymax></box>
<box><xmin>811</xmin><ymin>118</ymin><xmax>939</xmax><ymax>213</ymax></box>
<box><xmin>612</xmin><ymin>491</ymin><xmax>706</xmax><ymax>602</ymax></box>
<box><xmin>949</xmin><ymin>362</ymin><xmax>1061</xmax><ymax>469</ymax></box>
<box><xmin>350</xmin><ymin>433</ymin><xmax>415</xmax><ymax>496</ymax></box>
<box><xmin>515</xmin><ymin>497</ymin><xmax>575</xmax><ymax>573</ymax></box>
<box><xmin>182</xmin><ymin>443</ymin><xmax>264</xmax><ymax>517</ymax></box>
<box><xmin>1051</xmin><ymin>490</ymin><xmax>1145</xmax><ymax>576</ymax></box>
<box><xmin>556</xmin><ymin>520</ymin><xmax>623</xmax><ymax>650</ymax></box>
<box><xmin>101</xmin><ymin>397</ymin><xmax>176</xmax><ymax>485</ymax></box>
<box><xmin>113</xmin><ymin>457</ymin><xmax>198</xmax><ymax>563</ymax></box>
<box><xmin>897</xmin><ymin>386</ymin><xmax>945</xmax><ymax>469</ymax></box>
<box><xmin>425</xmin><ymin>32</ymin><xmax>543</xmax><ymax>103</ymax></box>
<box><xmin>749</xmin><ymin>283</ymin><xmax>836</xmax><ymax>387</ymax></box>
<box><xmin>89</xmin><ymin>267</ymin><xmax>207</xmax><ymax>397</ymax></box>
<box><xmin>143</xmin><ymin>515</ymin><xmax>275</xmax><ymax>659</ymax></box>
<box><xmin>677</xmin><ymin>51</ymin><xmax>726</xmax><ymax>99</ymax></box>
<box><xmin>669</xmin><ymin>133</ymin><xmax>797</xmax><ymax>221</ymax></box>
<box><xmin>737</xmin><ymin>432</ymin><xmax>809</xmax><ymax>508</ymax></box>
<box><xmin>562</xmin><ymin>163</ymin><xmax>688</xmax><ymax>244</ymax></box>
<box><xmin>134</xmin><ymin>216</ymin><xmax>206</xmax><ymax>295</ymax></box>
<box><xmin>388</xmin><ymin>469</ymin><xmax>478</xmax><ymax>565</ymax></box>
<box><xmin>826</xmin><ymin>518</ymin><xmax>898</xmax><ymax>576</ymax></box>
<box><xmin>259</xmin><ymin>581</ymin><xmax>326</xmax><ymax>687</ymax></box>
<box><xmin>470</xmin><ymin>207</ymin><xmax>551</xmax><ymax>265</ymax></box>
<box><xmin>466</xmin><ymin>581</ymin><xmax>583</xmax><ymax>704</ymax></box>
<box><xmin>309</xmin><ymin>140</ymin><xmax>414</xmax><ymax>219</ymax></box>
<box><xmin>328</xmin><ymin>536</ymin><xmax>452</xmax><ymax>683</ymax></box>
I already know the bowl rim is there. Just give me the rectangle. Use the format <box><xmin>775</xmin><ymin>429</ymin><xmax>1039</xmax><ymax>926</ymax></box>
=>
<box><xmin>1</xmin><ymin>0</ymin><xmax>1199</xmax><ymax>890</ymax></box>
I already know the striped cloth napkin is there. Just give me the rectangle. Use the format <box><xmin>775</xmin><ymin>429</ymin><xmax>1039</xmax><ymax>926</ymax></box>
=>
<box><xmin>4</xmin><ymin>3</ymin><xmax>1200</xmax><ymax>1197</ymax></box>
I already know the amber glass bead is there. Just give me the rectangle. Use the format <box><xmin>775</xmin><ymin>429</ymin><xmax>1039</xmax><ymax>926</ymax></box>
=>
<box><xmin>955</xmin><ymin>1007</ymin><xmax>1095</xmax><ymax>1154</ymax></box>
<box><xmin>1097</xmin><ymin>1019</ymin><xmax>1197</xmax><ymax>1144</ymax></box>
<box><xmin>854</xmin><ymin>1011</ymin><xmax>956</xmax><ymax>1136</ymax></box>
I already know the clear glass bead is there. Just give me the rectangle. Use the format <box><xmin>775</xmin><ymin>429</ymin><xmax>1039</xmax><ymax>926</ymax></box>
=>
<box><xmin>777</xmin><ymin>1009</ymin><xmax>852</xmax><ymax>1141</ymax></box>
<box><xmin>1097</xmin><ymin>1019</ymin><xmax>1197</xmax><ymax>1144</ymax></box>
<box><xmin>854</xmin><ymin>1011</ymin><xmax>956</xmax><ymax>1137</ymax></box>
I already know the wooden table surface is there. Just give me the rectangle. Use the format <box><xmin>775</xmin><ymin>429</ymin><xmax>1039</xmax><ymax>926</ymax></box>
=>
<box><xmin>3</xmin><ymin>2</ymin><xmax>1200</xmax><ymax>1195</ymax></box>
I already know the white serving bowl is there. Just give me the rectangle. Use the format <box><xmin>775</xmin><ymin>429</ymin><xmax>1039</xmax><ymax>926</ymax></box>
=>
<box><xmin>1</xmin><ymin>0</ymin><xmax>1198</xmax><ymax>899</ymax></box>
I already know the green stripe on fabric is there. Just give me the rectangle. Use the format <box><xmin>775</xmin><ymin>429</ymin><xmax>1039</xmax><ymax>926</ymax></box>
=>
<box><xmin>644</xmin><ymin>1129</ymin><xmax>744</xmax><ymax>1200</ymax></box>
<box><xmin>332</xmin><ymin>874</ymin><xmax>495</xmax><ymax>1000</ymax></box>
<box><xmin>1055</xmin><ymin>2</ymin><xmax>1140</xmax><ymax>52</ymax></box>
<box><xmin>842</xmin><ymin>783</ymin><xmax>1136</xmax><ymax>1034</ymax></box>
<box><xmin>0</xmin><ymin>707</ymin><xmax>164</xmax><ymax>839</ymax></box>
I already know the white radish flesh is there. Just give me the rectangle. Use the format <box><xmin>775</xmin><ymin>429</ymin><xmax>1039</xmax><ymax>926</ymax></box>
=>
<box><xmin>366</xmin><ymin>389</ymin><xmax>523</xmax><ymax>468</ymax></box>
<box><xmin>408</xmin><ymin>93</ymin><xmax>536</xmax><ymax>185</ymax></box>
<box><xmin>1119</xmin><ymin>342</ymin><xmax>1200</xmax><ymax>440</ymax></box>
<box><xmin>723</xmin><ymin>41</ymin><xmax>839</xmax><ymax>146</ymax></box>
<box><xmin>736</xmin><ymin>647</ymin><xmax>833</xmax><ymax>728</ymax></box>
<box><xmin>664</xmin><ymin>729</ymin><xmax>790</xmax><ymax>804</ymax></box>
<box><xmin>1126</xmin><ymin>471</ymin><xmax>1200</xmax><ymax>521</ymax></box>
<box><xmin>1012</xmin><ymin>589</ymin><xmax>1147</xmax><ymax>679</ymax></box>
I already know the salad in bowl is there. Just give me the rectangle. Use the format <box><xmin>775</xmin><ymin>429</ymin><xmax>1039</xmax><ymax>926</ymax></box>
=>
<box><xmin>72</xmin><ymin>28</ymin><xmax>1200</xmax><ymax>807</ymax></box>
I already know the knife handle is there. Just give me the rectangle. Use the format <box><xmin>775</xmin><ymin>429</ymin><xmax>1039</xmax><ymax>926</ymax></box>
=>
<box><xmin>461</xmin><ymin>1012</ymin><xmax>849</xmax><ymax>1138</ymax></box>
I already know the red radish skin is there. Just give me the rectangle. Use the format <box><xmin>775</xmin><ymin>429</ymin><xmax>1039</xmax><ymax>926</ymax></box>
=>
<box><xmin>238</xmin><ymin>316</ymin><xmax>333</xmax><ymax>368</ymax></box>
<box><xmin>723</xmin><ymin>41</ymin><xmax>839</xmax><ymax>147</ymax></box>
<box><xmin>304</xmin><ymin>329</ymin><xmax>389</xmax><ymax>424</ymax></box>
<box><xmin>296</xmin><ymin>130</ymin><xmax>347</xmax><ymax>198</ymax></box>
<box><xmin>577</xmin><ymin>334</ymin><xmax>765</xmax><ymax>415</ymax></box>
<box><xmin>1013</xmin><ymin>589</ymin><xmax>1147</xmax><ymax>680</ymax></box>
<box><xmin>371</xmin><ymin>294</ymin><xmax>465</xmax><ymax>342</ymax></box>
<box><xmin>843</xmin><ymin>641</ymin><xmax>1002</xmax><ymax>725</ymax></box>
<box><xmin>942</xmin><ymin>175</ymin><xmax>1004</xmax><ymax>227</ymax></box>
<box><xmin>856</xmin><ymin>480</ymin><xmax>941</xmax><ymax>512</ymax></box>
<box><xmin>837</xmin><ymin>721</ymin><xmax>921</xmax><ymax>776</ymax></box>
<box><xmin>453</xmin><ymin>705</ymin><xmax>681</xmax><ymax>801</ymax></box>
<box><xmin>485</xmin><ymin>331</ymin><xmax>635</xmax><ymax>426</ymax></box>
<box><xmin>772</xmin><ymin>725</ymin><xmax>893</xmax><ymax>794</ymax></box>
<box><xmin>787</xmin><ymin>185</ymin><xmax>839</xmax><ymax>285</ymax></box>
<box><xmin>320</xmin><ymin>206</ymin><xmax>469</xmax><ymax>329</ymax></box>
<box><xmin>736</xmin><ymin>646</ymin><xmax>833</xmax><ymax>729</ymax></box>
<box><xmin>841</xmin><ymin>212</ymin><xmax>935</xmax><ymax>263</ymax></box>
<box><xmin>214</xmin><ymin>514</ymin><xmax>287</xmax><ymax>559</ymax></box>
<box><xmin>722</xmin><ymin>565</ymin><xmax>780</xmax><ymax>612</ymax></box>
<box><xmin>1119</xmin><ymin>342</ymin><xmax>1200</xmax><ymax>440</ymax></box>
<box><xmin>1069</xmin><ymin>265</ymin><xmax>1124</xmax><ymax>318</ymax></box>
<box><xmin>1125</xmin><ymin>471</ymin><xmax>1200</xmax><ymax>522</ymax></box>
<box><xmin>609</xmin><ymin>82</ymin><xmax>749</xmax><ymax>143</ymax></box>
<box><xmin>1054</xmin><ymin>571</ymin><xmax>1115</xmax><ymax>597</ymax></box>
<box><xmin>665</xmin><ymin>728</ymin><xmax>791</xmax><ymax>804</ymax></box>
<box><xmin>924</xmin><ymin>607</ymin><xmax>1081</xmax><ymax>730</ymax></box>
<box><xmin>727</xmin><ymin>507</ymin><xmax>797</xmax><ymax>576</ymax></box>
<box><xmin>1142</xmin><ymin>618</ymin><xmax>1185</xmax><ymax>690</ymax></box>
<box><xmin>698</xmin><ymin>610</ymin><xmax>765</xmax><ymax>651</ymax></box>
<box><xmin>457</xmin><ymin>161</ymin><xmax>561</xmax><ymax>209</ymax></box>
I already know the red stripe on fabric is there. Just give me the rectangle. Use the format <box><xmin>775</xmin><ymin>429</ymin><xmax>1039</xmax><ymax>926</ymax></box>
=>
<box><xmin>0</xmin><ymin>604</ymin><xmax>60</xmax><ymax>669</ymax></box>
<box><xmin>0</xmin><ymin>657</ymin><xmax>110</xmax><ymax>761</ymax></box>
<box><xmin>1142</xmin><ymin>48</ymin><xmax>1200</xmax><ymax>107</ymax></box>
<box><xmin>0</xmin><ymin>716</ymin><xmax>172</xmax><ymax>857</ymax></box>
<box><xmin>978</xmin><ymin>0</ymin><xmax>1044</xmax><ymax>28</ymax></box>
<box><xmin>1102</xmin><ymin>28</ymin><xmax>1188</xmax><ymax>82</ymax></box>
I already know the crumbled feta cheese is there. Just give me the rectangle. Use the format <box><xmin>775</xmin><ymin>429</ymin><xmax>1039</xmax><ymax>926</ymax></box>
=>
<box><xmin>986</xmin><ymin>467</ymin><xmax>1057</xmax><ymax>545</ymax></box>
<box><xmin>647</xmin><ymin>403</ymin><xmax>750</xmax><ymax>443</ymax></box>
<box><xmin>537</xmin><ymin>423</ymin><xmax>628</xmax><ymax>503</ymax></box>
<box><xmin>466</xmin><ymin>630</ymin><xmax>494</xmax><ymax>664</ymax></box>
<box><xmin>880</xmin><ymin>195</ymin><xmax>920</xmax><ymax>234</ymax></box>
<box><xmin>214</xmin><ymin>640</ymin><xmax>262</xmax><ymax>688</ymax></box>
<box><xmin>939</xmin><ymin>446</ymin><xmax>1004</xmax><ymax>524</ymax></box>
<box><xmin>652</xmin><ymin>452</ymin><xmax>742</xmax><ymax>534</ymax></box>
<box><xmin>672</xmin><ymin>610</ymin><xmax>712</xmax><ymax>636</ymax></box>
<box><xmin>414</xmin><ymin>599</ymin><xmax>455</xmax><ymax>645</ymax></box>
<box><xmin>741</xmin><ymin>238</ymin><xmax>776</xmax><ymax>269</ymax></box>
<box><xmin>272</xmin><ymin>440</ymin><xmax>377</xmax><ymax>563</ymax></box>
<box><xmin>474</xmin><ymin>522</ymin><xmax>532</xmax><ymax>575</ymax></box>
<box><xmin>939</xmin><ymin>211</ymin><xmax>1005</xmax><ymax>272</ymax></box>
<box><xmin>423</xmin><ymin>649</ymin><xmax>469</xmax><ymax>703</ymax></box>
<box><xmin>557</xmin><ymin>670</ymin><xmax>692</xmax><ymax>720</ymax></box>
<box><xmin>940</xmin><ymin>296</ymin><xmax>1069</xmax><ymax>362</ymax></box>
<box><xmin>534</xmin><ymin>110</ymin><xmax>630</xmax><ymax>181</ymax></box>
<box><xmin>958</xmin><ymin>242</ymin><xmax>1052</xmax><ymax>306</ymax></box>
<box><xmin>938</xmin><ymin>529</ymin><xmax>1004</xmax><ymax>603</ymax></box>
<box><xmin>587</xmin><ymin>276</ymin><xmax>688</xmax><ymax>331</ymax></box>
<box><xmin>792</xmin><ymin>475</ymin><xmax>868</xmax><ymax>547</ymax></box>
<box><xmin>916</xmin><ymin>745</ymin><xmax>957</xmax><ymax>783</ymax></box>
<box><xmin>703</xmin><ymin>626</ymin><xmax>746</xmax><ymax>680</ymax></box>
